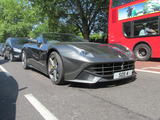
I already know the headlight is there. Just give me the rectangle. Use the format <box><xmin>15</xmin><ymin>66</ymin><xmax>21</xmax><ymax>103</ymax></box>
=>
<box><xmin>13</xmin><ymin>48</ymin><xmax>21</xmax><ymax>53</ymax></box>
<box><xmin>80</xmin><ymin>50</ymin><xmax>94</xmax><ymax>58</ymax></box>
<box><xmin>123</xmin><ymin>47</ymin><xmax>135</xmax><ymax>58</ymax></box>
<box><xmin>112</xmin><ymin>46</ymin><xmax>134</xmax><ymax>58</ymax></box>
<box><xmin>69</xmin><ymin>45</ymin><xmax>94</xmax><ymax>58</ymax></box>
<box><xmin>125</xmin><ymin>51</ymin><xmax>134</xmax><ymax>57</ymax></box>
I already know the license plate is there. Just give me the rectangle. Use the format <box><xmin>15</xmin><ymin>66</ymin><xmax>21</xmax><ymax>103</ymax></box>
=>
<box><xmin>114</xmin><ymin>70</ymin><xmax>133</xmax><ymax>79</ymax></box>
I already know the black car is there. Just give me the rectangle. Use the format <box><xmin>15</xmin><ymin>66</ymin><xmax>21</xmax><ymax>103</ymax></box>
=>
<box><xmin>22</xmin><ymin>33</ymin><xmax>136</xmax><ymax>85</ymax></box>
<box><xmin>0</xmin><ymin>43</ymin><xmax>5</xmax><ymax>57</ymax></box>
<box><xmin>4</xmin><ymin>37</ymin><xmax>29</xmax><ymax>61</ymax></box>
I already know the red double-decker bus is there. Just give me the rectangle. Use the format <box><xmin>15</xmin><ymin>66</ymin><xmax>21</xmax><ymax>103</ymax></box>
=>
<box><xmin>108</xmin><ymin>0</ymin><xmax>160</xmax><ymax>60</ymax></box>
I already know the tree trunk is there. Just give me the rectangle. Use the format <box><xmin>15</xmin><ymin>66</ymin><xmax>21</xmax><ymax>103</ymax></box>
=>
<box><xmin>82</xmin><ymin>28</ymin><xmax>90</xmax><ymax>40</ymax></box>
<box><xmin>76</xmin><ymin>0</ymin><xmax>90</xmax><ymax>40</ymax></box>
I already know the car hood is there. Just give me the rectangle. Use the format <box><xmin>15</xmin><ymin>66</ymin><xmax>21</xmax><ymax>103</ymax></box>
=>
<box><xmin>51</xmin><ymin>42</ymin><xmax>134</xmax><ymax>60</ymax></box>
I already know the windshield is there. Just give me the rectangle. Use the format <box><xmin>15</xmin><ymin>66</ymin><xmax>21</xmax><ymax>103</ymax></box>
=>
<box><xmin>43</xmin><ymin>33</ymin><xmax>87</xmax><ymax>43</ymax></box>
<box><xmin>11</xmin><ymin>38</ymin><xmax>29</xmax><ymax>46</ymax></box>
<box><xmin>112</xmin><ymin>0</ymin><xmax>137</xmax><ymax>7</ymax></box>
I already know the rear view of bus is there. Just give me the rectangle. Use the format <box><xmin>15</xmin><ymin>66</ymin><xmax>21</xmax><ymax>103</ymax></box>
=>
<box><xmin>108</xmin><ymin>0</ymin><xmax>160</xmax><ymax>60</ymax></box>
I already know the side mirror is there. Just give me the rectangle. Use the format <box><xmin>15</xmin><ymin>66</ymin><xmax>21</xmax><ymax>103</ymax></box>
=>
<box><xmin>29</xmin><ymin>38</ymin><xmax>43</xmax><ymax>47</ymax></box>
<box><xmin>37</xmin><ymin>40</ymin><xmax>42</xmax><ymax>46</ymax></box>
<box><xmin>5</xmin><ymin>44</ymin><xmax>9</xmax><ymax>47</ymax></box>
<box><xmin>28</xmin><ymin>38</ymin><xmax>37</xmax><ymax>43</ymax></box>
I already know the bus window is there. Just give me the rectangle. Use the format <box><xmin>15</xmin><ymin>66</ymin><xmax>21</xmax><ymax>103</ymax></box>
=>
<box><xmin>134</xmin><ymin>17</ymin><xmax>158</xmax><ymax>37</ymax></box>
<box><xmin>123</xmin><ymin>22</ymin><xmax>132</xmax><ymax>37</ymax></box>
<box><xmin>112</xmin><ymin>0</ymin><xmax>136</xmax><ymax>8</ymax></box>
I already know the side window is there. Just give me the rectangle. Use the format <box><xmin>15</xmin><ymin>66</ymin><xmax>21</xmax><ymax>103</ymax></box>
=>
<box><xmin>6</xmin><ymin>39</ymin><xmax>10</xmax><ymax>46</ymax></box>
<box><xmin>9</xmin><ymin>39</ymin><xmax>13</xmax><ymax>46</ymax></box>
<box><xmin>134</xmin><ymin>17</ymin><xmax>158</xmax><ymax>37</ymax></box>
<box><xmin>123</xmin><ymin>17</ymin><xmax>159</xmax><ymax>38</ymax></box>
<box><xmin>123</xmin><ymin>22</ymin><xmax>132</xmax><ymax>37</ymax></box>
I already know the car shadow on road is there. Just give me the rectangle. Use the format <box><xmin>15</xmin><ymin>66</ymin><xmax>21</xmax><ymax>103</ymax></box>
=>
<box><xmin>0</xmin><ymin>72</ymin><xmax>18</xmax><ymax>120</ymax></box>
<box><xmin>148</xmin><ymin>58</ymin><xmax>160</xmax><ymax>62</ymax></box>
<box><xmin>0</xmin><ymin>57</ymin><xmax>9</xmax><ymax>65</ymax></box>
<box><xmin>69</xmin><ymin>77</ymin><xmax>136</xmax><ymax>89</ymax></box>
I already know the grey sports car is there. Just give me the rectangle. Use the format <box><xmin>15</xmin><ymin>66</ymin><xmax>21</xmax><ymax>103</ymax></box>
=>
<box><xmin>22</xmin><ymin>33</ymin><xmax>136</xmax><ymax>85</ymax></box>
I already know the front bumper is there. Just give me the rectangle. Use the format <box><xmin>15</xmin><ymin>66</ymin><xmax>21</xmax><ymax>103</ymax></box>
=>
<box><xmin>66</xmin><ymin>60</ymin><xmax>136</xmax><ymax>84</ymax></box>
<box><xmin>66</xmin><ymin>70</ymin><xmax>136</xmax><ymax>84</ymax></box>
<box><xmin>13</xmin><ymin>51</ymin><xmax>22</xmax><ymax>59</ymax></box>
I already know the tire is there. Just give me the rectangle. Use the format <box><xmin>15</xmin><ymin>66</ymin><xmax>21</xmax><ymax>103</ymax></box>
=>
<box><xmin>134</xmin><ymin>44</ymin><xmax>151</xmax><ymax>61</ymax></box>
<box><xmin>9</xmin><ymin>53</ymin><xmax>15</xmax><ymax>62</ymax></box>
<box><xmin>22</xmin><ymin>51</ymin><xmax>29</xmax><ymax>69</ymax></box>
<box><xmin>48</xmin><ymin>51</ymin><xmax>64</xmax><ymax>85</ymax></box>
<box><xmin>4</xmin><ymin>53</ymin><xmax>8</xmax><ymax>60</ymax></box>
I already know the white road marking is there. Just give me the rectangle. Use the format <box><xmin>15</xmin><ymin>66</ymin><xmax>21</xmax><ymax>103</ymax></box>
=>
<box><xmin>0</xmin><ymin>65</ymin><xmax>11</xmax><ymax>77</ymax></box>
<box><xmin>141</xmin><ymin>67</ymin><xmax>160</xmax><ymax>70</ymax></box>
<box><xmin>136</xmin><ymin>69</ymin><xmax>160</xmax><ymax>74</ymax></box>
<box><xmin>24</xmin><ymin>94</ymin><xmax>58</xmax><ymax>120</ymax></box>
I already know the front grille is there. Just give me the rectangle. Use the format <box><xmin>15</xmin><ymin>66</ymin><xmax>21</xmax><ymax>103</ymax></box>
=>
<box><xmin>85</xmin><ymin>61</ymin><xmax>135</xmax><ymax>79</ymax></box>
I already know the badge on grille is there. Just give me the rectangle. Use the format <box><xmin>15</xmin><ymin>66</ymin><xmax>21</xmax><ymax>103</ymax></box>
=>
<box><xmin>118</xmin><ymin>55</ymin><xmax>122</xmax><ymax>58</ymax></box>
<box><xmin>121</xmin><ymin>64</ymin><xmax>124</xmax><ymax>70</ymax></box>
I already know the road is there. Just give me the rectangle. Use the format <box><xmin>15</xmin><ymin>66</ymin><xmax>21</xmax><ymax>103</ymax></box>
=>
<box><xmin>0</xmin><ymin>57</ymin><xmax>160</xmax><ymax>120</ymax></box>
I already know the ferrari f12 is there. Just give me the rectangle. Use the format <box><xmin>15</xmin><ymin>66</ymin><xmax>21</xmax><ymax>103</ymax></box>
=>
<box><xmin>22</xmin><ymin>33</ymin><xmax>136</xmax><ymax>85</ymax></box>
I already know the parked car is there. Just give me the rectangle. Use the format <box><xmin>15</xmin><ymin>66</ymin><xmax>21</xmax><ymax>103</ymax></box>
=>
<box><xmin>22</xmin><ymin>33</ymin><xmax>136</xmax><ymax>85</ymax></box>
<box><xmin>0</xmin><ymin>43</ymin><xmax>5</xmax><ymax>57</ymax></box>
<box><xmin>3</xmin><ymin>37</ymin><xmax>29</xmax><ymax>61</ymax></box>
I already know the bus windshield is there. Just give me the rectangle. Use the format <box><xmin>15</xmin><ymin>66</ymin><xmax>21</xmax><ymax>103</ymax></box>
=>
<box><xmin>112</xmin><ymin>0</ymin><xmax>137</xmax><ymax>7</ymax></box>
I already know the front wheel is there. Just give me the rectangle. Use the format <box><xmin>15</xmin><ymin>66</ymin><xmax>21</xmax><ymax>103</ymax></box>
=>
<box><xmin>48</xmin><ymin>52</ymin><xmax>64</xmax><ymax>85</ymax></box>
<box><xmin>134</xmin><ymin>44</ymin><xmax>151</xmax><ymax>61</ymax></box>
<box><xmin>22</xmin><ymin>51</ymin><xmax>29</xmax><ymax>69</ymax></box>
<box><xmin>4</xmin><ymin>53</ymin><xmax>8</xmax><ymax>60</ymax></box>
<box><xmin>9</xmin><ymin>53</ymin><xmax>15</xmax><ymax>62</ymax></box>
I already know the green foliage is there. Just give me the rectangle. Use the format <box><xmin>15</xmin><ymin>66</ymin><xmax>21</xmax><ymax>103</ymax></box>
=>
<box><xmin>90</xmin><ymin>33</ymin><xmax>103</xmax><ymax>40</ymax></box>
<box><xmin>29</xmin><ymin>0</ymin><xmax>109</xmax><ymax>40</ymax></box>
<box><xmin>0</xmin><ymin>0</ymin><xmax>39</xmax><ymax>42</ymax></box>
<box><xmin>29</xmin><ymin>20</ymin><xmax>49</xmax><ymax>38</ymax></box>
<box><xmin>90</xmin><ymin>33</ymin><xmax>107</xmax><ymax>43</ymax></box>
<box><xmin>0</xmin><ymin>0</ymin><xmax>109</xmax><ymax>42</ymax></box>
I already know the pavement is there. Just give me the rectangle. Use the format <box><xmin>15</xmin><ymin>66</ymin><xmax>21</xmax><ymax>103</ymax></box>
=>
<box><xmin>0</xmin><ymin>57</ymin><xmax>160</xmax><ymax>120</ymax></box>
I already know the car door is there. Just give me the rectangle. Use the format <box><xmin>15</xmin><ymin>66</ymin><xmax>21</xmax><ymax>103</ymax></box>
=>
<box><xmin>29</xmin><ymin>36</ymin><xmax>48</xmax><ymax>73</ymax></box>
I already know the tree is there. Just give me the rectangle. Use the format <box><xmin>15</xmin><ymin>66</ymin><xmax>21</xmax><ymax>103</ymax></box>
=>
<box><xmin>0</xmin><ymin>0</ymin><xmax>110</xmax><ymax>42</ymax></box>
<box><xmin>0</xmin><ymin>0</ymin><xmax>39</xmax><ymax>42</ymax></box>
<box><xmin>28</xmin><ymin>0</ymin><xmax>70</xmax><ymax>32</ymax></box>
<box><xmin>28</xmin><ymin>0</ymin><xmax>109</xmax><ymax>40</ymax></box>
<box><xmin>63</xmin><ymin>0</ymin><xmax>108</xmax><ymax>40</ymax></box>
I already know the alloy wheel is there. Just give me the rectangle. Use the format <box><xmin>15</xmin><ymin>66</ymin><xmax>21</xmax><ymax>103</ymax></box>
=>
<box><xmin>9</xmin><ymin>53</ymin><xmax>14</xmax><ymax>61</ymax></box>
<box><xmin>48</xmin><ymin>55</ymin><xmax>59</xmax><ymax>82</ymax></box>
<box><xmin>22</xmin><ymin>51</ymin><xmax>28</xmax><ymax>69</ymax></box>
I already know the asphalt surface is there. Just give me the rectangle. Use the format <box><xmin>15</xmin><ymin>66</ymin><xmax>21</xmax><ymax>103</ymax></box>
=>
<box><xmin>0</xmin><ymin>57</ymin><xmax>160</xmax><ymax>120</ymax></box>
